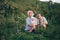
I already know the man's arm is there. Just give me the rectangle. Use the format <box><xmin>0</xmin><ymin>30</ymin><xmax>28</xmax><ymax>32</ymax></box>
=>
<box><xmin>43</xmin><ymin>17</ymin><xmax>48</xmax><ymax>25</ymax></box>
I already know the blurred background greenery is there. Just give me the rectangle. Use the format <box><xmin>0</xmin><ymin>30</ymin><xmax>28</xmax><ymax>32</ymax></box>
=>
<box><xmin>0</xmin><ymin>0</ymin><xmax>60</xmax><ymax>40</ymax></box>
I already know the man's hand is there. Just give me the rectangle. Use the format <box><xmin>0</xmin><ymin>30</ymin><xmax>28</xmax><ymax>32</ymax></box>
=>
<box><xmin>41</xmin><ymin>22</ymin><xmax>48</xmax><ymax>25</ymax></box>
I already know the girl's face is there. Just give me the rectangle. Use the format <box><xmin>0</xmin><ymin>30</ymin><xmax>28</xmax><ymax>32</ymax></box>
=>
<box><xmin>31</xmin><ymin>18</ymin><xmax>34</xmax><ymax>21</ymax></box>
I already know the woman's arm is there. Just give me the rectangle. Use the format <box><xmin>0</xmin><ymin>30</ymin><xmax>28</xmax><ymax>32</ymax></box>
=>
<box><xmin>26</xmin><ymin>18</ymin><xmax>33</xmax><ymax>27</ymax></box>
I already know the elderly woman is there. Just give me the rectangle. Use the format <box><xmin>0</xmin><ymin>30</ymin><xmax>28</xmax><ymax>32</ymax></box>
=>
<box><xmin>25</xmin><ymin>10</ymin><xmax>37</xmax><ymax>32</ymax></box>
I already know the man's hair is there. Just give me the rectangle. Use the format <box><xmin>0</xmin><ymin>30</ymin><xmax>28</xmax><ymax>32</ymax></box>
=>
<box><xmin>36</xmin><ymin>12</ymin><xmax>41</xmax><ymax>15</ymax></box>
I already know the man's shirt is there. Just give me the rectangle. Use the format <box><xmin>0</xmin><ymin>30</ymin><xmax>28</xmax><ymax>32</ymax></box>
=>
<box><xmin>37</xmin><ymin>16</ymin><xmax>48</xmax><ymax>25</ymax></box>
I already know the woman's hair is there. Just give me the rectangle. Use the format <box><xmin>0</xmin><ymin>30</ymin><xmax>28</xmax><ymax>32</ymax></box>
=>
<box><xmin>27</xmin><ymin>10</ymin><xmax>34</xmax><ymax>16</ymax></box>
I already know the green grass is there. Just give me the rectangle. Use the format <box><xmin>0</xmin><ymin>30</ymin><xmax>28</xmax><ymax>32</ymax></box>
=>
<box><xmin>0</xmin><ymin>0</ymin><xmax>60</xmax><ymax>40</ymax></box>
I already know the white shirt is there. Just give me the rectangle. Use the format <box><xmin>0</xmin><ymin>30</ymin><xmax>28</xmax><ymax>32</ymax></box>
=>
<box><xmin>25</xmin><ymin>17</ymin><xmax>37</xmax><ymax>30</ymax></box>
<box><xmin>37</xmin><ymin>16</ymin><xmax>48</xmax><ymax>25</ymax></box>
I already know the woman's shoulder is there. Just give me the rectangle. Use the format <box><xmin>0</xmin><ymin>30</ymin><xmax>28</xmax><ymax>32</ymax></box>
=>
<box><xmin>27</xmin><ymin>17</ymin><xmax>29</xmax><ymax>19</ymax></box>
<box><xmin>32</xmin><ymin>16</ymin><xmax>35</xmax><ymax>18</ymax></box>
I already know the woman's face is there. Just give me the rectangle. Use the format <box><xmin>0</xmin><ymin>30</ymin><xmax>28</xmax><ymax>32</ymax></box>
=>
<box><xmin>27</xmin><ymin>11</ymin><xmax>34</xmax><ymax>18</ymax></box>
<box><xmin>29</xmin><ymin>13</ymin><xmax>33</xmax><ymax>17</ymax></box>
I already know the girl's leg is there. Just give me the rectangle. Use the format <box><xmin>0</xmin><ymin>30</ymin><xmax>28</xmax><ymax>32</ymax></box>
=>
<box><xmin>29</xmin><ymin>24</ymin><xmax>36</xmax><ymax>32</ymax></box>
<box><xmin>29</xmin><ymin>28</ymin><xmax>33</xmax><ymax>32</ymax></box>
<box><xmin>33</xmin><ymin>25</ymin><xmax>36</xmax><ymax>30</ymax></box>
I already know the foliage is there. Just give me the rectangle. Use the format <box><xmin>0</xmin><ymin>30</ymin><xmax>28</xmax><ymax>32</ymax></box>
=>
<box><xmin>0</xmin><ymin>0</ymin><xmax>60</xmax><ymax>40</ymax></box>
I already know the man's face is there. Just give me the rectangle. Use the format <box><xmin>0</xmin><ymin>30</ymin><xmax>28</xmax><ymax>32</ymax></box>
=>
<box><xmin>36</xmin><ymin>14</ymin><xmax>41</xmax><ymax>19</ymax></box>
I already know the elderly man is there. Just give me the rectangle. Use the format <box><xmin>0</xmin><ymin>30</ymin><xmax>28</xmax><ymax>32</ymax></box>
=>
<box><xmin>36</xmin><ymin>13</ymin><xmax>48</xmax><ymax>30</ymax></box>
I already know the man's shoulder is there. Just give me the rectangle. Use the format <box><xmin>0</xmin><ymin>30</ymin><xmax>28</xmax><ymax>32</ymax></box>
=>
<box><xmin>42</xmin><ymin>16</ymin><xmax>45</xmax><ymax>18</ymax></box>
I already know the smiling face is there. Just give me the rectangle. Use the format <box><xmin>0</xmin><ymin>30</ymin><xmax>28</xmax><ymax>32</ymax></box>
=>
<box><xmin>27</xmin><ymin>11</ymin><xmax>34</xmax><ymax>18</ymax></box>
<box><xmin>36</xmin><ymin>13</ymin><xmax>42</xmax><ymax>19</ymax></box>
<box><xmin>31</xmin><ymin>18</ymin><xmax>34</xmax><ymax>21</ymax></box>
<box><xmin>29</xmin><ymin>14</ymin><xmax>33</xmax><ymax>18</ymax></box>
